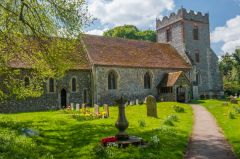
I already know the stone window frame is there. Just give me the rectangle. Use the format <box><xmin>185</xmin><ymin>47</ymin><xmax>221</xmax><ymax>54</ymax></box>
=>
<box><xmin>70</xmin><ymin>76</ymin><xmax>78</xmax><ymax>93</ymax></box>
<box><xmin>24</xmin><ymin>76</ymin><xmax>30</xmax><ymax>87</ymax></box>
<box><xmin>107</xmin><ymin>70</ymin><xmax>118</xmax><ymax>90</ymax></box>
<box><xmin>143</xmin><ymin>71</ymin><xmax>153</xmax><ymax>89</ymax></box>
<box><xmin>193</xmin><ymin>25</ymin><xmax>199</xmax><ymax>40</ymax></box>
<box><xmin>47</xmin><ymin>77</ymin><xmax>56</xmax><ymax>93</ymax></box>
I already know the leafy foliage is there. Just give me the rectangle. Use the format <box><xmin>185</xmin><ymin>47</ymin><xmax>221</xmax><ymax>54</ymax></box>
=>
<box><xmin>173</xmin><ymin>105</ymin><xmax>185</xmax><ymax>113</ymax></box>
<box><xmin>103</xmin><ymin>25</ymin><xmax>156</xmax><ymax>42</ymax></box>
<box><xmin>0</xmin><ymin>0</ymin><xmax>92</xmax><ymax>100</ymax></box>
<box><xmin>219</xmin><ymin>49</ymin><xmax>240</xmax><ymax>96</ymax></box>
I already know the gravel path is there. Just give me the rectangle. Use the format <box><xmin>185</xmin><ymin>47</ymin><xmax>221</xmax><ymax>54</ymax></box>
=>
<box><xmin>185</xmin><ymin>104</ymin><xmax>236</xmax><ymax>159</ymax></box>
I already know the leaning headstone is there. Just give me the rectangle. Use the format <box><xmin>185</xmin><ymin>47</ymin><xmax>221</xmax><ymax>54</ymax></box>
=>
<box><xmin>70</xmin><ymin>103</ymin><xmax>74</xmax><ymax>110</ymax></box>
<box><xmin>146</xmin><ymin>95</ymin><xmax>158</xmax><ymax>118</ymax></box>
<box><xmin>76</xmin><ymin>104</ymin><xmax>80</xmax><ymax>111</ymax></box>
<box><xmin>144</xmin><ymin>97</ymin><xmax>147</xmax><ymax>104</ymax></box>
<box><xmin>94</xmin><ymin>104</ymin><xmax>99</xmax><ymax>115</ymax></box>
<box><xmin>104</xmin><ymin>104</ymin><xmax>109</xmax><ymax>117</ymax></box>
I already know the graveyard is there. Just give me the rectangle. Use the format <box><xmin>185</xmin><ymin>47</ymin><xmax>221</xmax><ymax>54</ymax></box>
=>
<box><xmin>0</xmin><ymin>102</ymin><xmax>193</xmax><ymax>159</ymax></box>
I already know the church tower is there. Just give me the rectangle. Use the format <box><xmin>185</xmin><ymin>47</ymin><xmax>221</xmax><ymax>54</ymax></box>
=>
<box><xmin>156</xmin><ymin>8</ymin><xmax>223</xmax><ymax>99</ymax></box>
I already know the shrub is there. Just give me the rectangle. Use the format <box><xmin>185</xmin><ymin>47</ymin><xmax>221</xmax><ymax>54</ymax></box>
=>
<box><xmin>233</xmin><ymin>106</ymin><xmax>240</xmax><ymax>114</ymax></box>
<box><xmin>92</xmin><ymin>143</ymin><xmax>108</xmax><ymax>158</ymax></box>
<box><xmin>138</xmin><ymin>120</ymin><xmax>146</xmax><ymax>127</ymax></box>
<box><xmin>173</xmin><ymin>105</ymin><xmax>185</xmax><ymax>113</ymax></box>
<box><xmin>163</xmin><ymin>114</ymin><xmax>179</xmax><ymax>126</ymax></box>
<box><xmin>163</xmin><ymin>118</ymin><xmax>174</xmax><ymax>126</ymax></box>
<box><xmin>229</xmin><ymin>112</ymin><xmax>236</xmax><ymax>119</ymax></box>
<box><xmin>167</xmin><ymin>115</ymin><xmax>179</xmax><ymax>122</ymax></box>
<box><xmin>149</xmin><ymin>135</ymin><xmax>160</xmax><ymax>148</ymax></box>
<box><xmin>200</xmin><ymin>95</ymin><xmax>205</xmax><ymax>99</ymax></box>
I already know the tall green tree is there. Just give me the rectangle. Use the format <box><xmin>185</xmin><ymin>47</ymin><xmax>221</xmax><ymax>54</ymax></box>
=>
<box><xmin>219</xmin><ymin>49</ymin><xmax>240</xmax><ymax>95</ymax></box>
<box><xmin>103</xmin><ymin>25</ymin><xmax>156</xmax><ymax>42</ymax></box>
<box><xmin>0</xmin><ymin>0</ymin><xmax>91</xmax><ymax>100</ymax></box>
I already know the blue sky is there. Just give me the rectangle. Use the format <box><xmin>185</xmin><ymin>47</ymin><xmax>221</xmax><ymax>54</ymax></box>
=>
<box><xmin>85</xmin><ymin>0</ymin><xmax>240</xmax><ymax>56</ymax></box>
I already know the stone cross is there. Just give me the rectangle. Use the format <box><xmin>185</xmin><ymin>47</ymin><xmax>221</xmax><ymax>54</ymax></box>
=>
<box><xmin>104</xmin><ymin>104</ymin><xmax>109</xmax><ymax>117</ymax></box>
<box><xmin>70</xmin><ymin>103</ymin><xmax>74</xmax><ymax>110</ymax></box>
<box><xmin>146</xmin><ymin>95</ymin><xmax>158</xmax><ymax>118</ymax></box>
<box><xmin>94</xmin><ymin>104</ymin><xmax>99</xmax><ymax>115</ymax></box>
<box><xmin>76</xmin><ymin>104</ymin><xmax>80</xmax><ymax>111</ymax></box>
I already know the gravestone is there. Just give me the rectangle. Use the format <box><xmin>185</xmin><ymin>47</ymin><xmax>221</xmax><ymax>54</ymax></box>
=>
<box><xmin>94</xmin><ymin>104</ymin><xmax>99</xmax><ymax>115</ymax></box>
<box><xmin>70</xmin><ymin>103</ymin><xmax>74</xmax><ymax>110</ymax></box>
<box><xmin>136</xmin><ymin>99</ymin><xmax>139</xmax><ymax>105</ymax></box>
<box><xmin>82</xmin><ymin>103</ymin><xmax>85</xmax><ymax>109</ymax></box>
<box><xmin>144</xmin><ymin>97</ymin><xmax>147</xmax><ymax>104</ymax></box>
<box><xmin>146</xmin><ymin>95</ymin><xmax>157</xmax><ymax>118</ymax></box>
<box><xmin>104</xmin><ymin>104</ymin><xmax>109</xmax><ymax>117</ymax></box>
<box><xmin>76</xmin><ymin>104</ymin><xmax>80</xmax><ymax>111</ymax></box>
<box><xmin>130</xmin><ymin>101</ymin><xmax>133</xmax><ymax>106</ymax></box>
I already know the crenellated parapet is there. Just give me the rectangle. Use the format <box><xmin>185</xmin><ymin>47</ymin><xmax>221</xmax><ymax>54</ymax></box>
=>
<box><xmin>156</xmin><ymin>8</ymin><xmax>209</xmax><ymax>30</ymax></box>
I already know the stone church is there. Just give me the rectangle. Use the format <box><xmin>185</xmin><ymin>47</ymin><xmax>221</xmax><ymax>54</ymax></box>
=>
<box><xmin>0</xmin><ymin>8</ymin><xmax>223</xmax><ymax>113</ymax></box>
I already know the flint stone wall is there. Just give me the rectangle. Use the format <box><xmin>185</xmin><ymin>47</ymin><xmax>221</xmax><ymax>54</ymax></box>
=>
<box><xmin>0</xmin><ymin>70</ymin><xmax>91</xmax><ymax>113</ymax></box>
<box><xmin>94</xmin><ymin>66</ymin><xmax>187</xmax><ymax>105</ymax></box>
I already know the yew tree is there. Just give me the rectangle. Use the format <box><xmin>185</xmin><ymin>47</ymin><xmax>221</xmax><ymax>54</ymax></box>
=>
<box><xmin>0</xmin><ymin>0</ymin><xmax>91</xmax><ymax>100</ymax></box>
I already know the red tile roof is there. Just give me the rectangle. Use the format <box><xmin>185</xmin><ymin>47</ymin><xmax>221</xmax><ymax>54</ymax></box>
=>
<box><xmin>159</xmin><ymin>71</ymin><xmax>190</xmax><ymax>87</ymax></box>
<box><xmin>82</xmin><ymin>34</ymin><xmax>191</xmax><ymax>69</ymax></box>
<box><xmin>9</xmin><ymin>34</ymin><xmax>191</xmax><ymax>70</ymax></box>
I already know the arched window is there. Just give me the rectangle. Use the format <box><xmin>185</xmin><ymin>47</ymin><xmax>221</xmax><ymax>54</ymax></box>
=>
<box><xmin>144</xmin><ymin>72</ymin><xmax>151</xmax><ymax>89</ymax></box>
<box><xmin>72</xmin><ymin>77</ymin><xmax>77</xmax><ymax>92</ymax></box>
<box><xmin>49</xmin><ymin>78</ymin><xmax>55</xmax><ymax>93</ymax></box>
<box><xmin>24</xmin><ymin>77</ymin><xmax>30</xmax><ymax>87</ymax></box>
<box><xmin>108</xmin><ymin>71</ymin><xmax>117</xmax><ymax>90</ymax></box>
<box><xmin>193</xmin><ymin>26</ymin><xmax>199</xmax><ymax>40</ymax></box>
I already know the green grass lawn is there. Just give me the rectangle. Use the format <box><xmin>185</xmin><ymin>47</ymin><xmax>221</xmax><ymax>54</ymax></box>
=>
<box><xmin>193</xmin><ymin>99</ymin><xmax>240</xmax><ymax>158</ymax></box>
<box><xmin>0</xmin><ymin>102</ymin><xmax>193</xmax><ymax>159</ymax></box>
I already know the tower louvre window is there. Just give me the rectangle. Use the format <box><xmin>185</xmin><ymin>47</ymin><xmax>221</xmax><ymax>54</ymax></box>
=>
<box><xmin>193</xmin><ymin>26</ymin><xmax>199</xmax><ymax>40</ymax></box>
<box><xmin>166</xmin><ymin>28</ymin><xmax>172</xmax><ymax>42</ymax></box>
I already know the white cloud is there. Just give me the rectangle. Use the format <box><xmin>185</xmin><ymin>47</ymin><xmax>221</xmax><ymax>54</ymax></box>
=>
<box><xmin>88</xmin><ymin>0</ymin><xmax>174</xmax><ymax>28</ymax></box>
<box><xmin>85</xmin><ymin>28</ymin><xmax>109</xmax><ymax>35</ymax></box>
<box><xmin>211</xmin><ymin>15</ymin><xmax>240</xmax><ymax>53</ymax></box>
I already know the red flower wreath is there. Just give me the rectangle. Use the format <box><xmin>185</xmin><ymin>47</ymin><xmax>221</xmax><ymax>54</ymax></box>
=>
<box><xmin>101</xmin><ymin>136</ymin><xmax>117</xmax><ymax>145</ymax></box>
